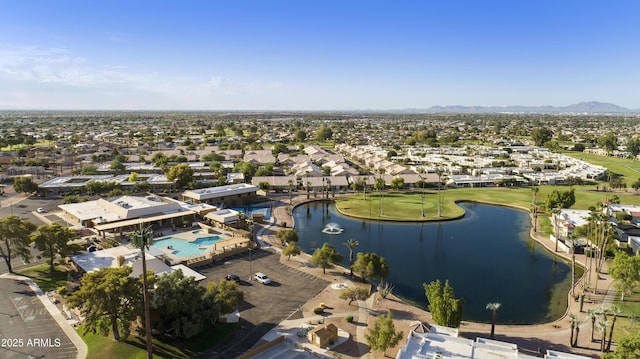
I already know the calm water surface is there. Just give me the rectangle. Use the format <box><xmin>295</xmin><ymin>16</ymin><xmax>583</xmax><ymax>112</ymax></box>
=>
<box><xmin>293</xmin><ymin>201</ymin><xmax>573</xmax><ymax>324</ymax></box>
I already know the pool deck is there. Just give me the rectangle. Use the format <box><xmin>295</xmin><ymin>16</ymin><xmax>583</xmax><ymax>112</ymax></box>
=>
<box><xmin>153</xmin><ymin>225</ymin><xmax>251</xmax><ymax>265</ymax></box>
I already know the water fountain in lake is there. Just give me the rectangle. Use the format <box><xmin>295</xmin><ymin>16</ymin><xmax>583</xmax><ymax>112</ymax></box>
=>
<box><xmin>321</xmin><ymin>222</ymin><xmax>344</xmax><ymax>235</ymax></box>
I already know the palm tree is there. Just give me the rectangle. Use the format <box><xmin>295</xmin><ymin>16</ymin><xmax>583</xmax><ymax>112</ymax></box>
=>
<box><xmin>551</xmin><ymin>208</ymin><xmax>562</xmax><ymax>252</ymax></box>
<box><xmin>568</xmin><ymin>313</ymin><xmax>580</xmax><ymax>347</ymax></box>
<box><xmin>287</xmin><ymin>179</ymin><xmax>294</xmax><ymax>204</ymax></box>
<box><xmin>573</xmin><ymin>316</ymin><xmax>583</xmax><ymax>348</ymax></box>
<box><xmin>531</xmin><ymin>186</ymin><xmax>539</xmax><ymax>232</ymax></box>
<box><xmin>596</xmin><ymin>318</ymin><xmax>609</xmax><ymax>352</ymax></box>
<box><xmin>606</xmin><ymin>306</ymin><xmax>622</xmax><ymax>352</ymax></box>
<box><xmin>344</xmin><ymin>239</ymin><xmax>359</xmax><ymax>277</ymax></box>
<box><xmin>486</xmin><ymin>302</ymin><xmax>501</xmax><ymax>339</ymax></box>
<box><xmin>586</xmin><ymin>308</ymin><xmax>597</xmax><ymax>342</ymax></box>
<box><xmin>436</xmin><ymin>169</ymin><xmax>444</xmax><ymax>217</ymax></box>
<box><xmin>362</xmin><ymin>177</ymin><xmax>367</xmax><ymax>200</ymax></box>
<box><xmin>131</xmin><ymin>223</ymin><xmax>154</xmax><ymax>359</ymax></box>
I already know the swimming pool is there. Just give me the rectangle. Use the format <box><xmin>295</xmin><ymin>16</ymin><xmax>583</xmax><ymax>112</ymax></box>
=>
<box><xmin>152</xmin><ymin>236</ymin><xmax>223</xmax><ymax>257</ymax></box>
<box><xmin>230</xmin><ymin>206</ymin><xmax>271</xmax><ymax>219</ymax></box>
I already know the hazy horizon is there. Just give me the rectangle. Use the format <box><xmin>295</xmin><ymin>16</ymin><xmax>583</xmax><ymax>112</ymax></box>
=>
<box><xmin>2</xmin><ymin>1</ymin><xmax>639</xmax><ymax>111</ymax></box>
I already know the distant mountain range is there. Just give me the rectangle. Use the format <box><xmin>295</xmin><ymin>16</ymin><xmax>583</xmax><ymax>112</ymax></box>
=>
<box><xmin>403</xmin><ymin>101</ymin><xmax>639</xmax><ymax>114</ymax></box>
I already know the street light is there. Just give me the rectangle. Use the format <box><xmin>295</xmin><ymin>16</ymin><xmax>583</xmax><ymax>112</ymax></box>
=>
<box><xmin>248</xmin><ymin>247</ymin><xmax>253</xmax><ymax>281</ymax></box>
<box><xmin>418</xmin><ymin>174</ymin><xmax>425</xmax><ymax>217</ymax></box>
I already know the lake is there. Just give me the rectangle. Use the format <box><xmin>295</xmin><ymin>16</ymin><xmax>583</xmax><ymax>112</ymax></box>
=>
<box><xmin>292</xmin><ymin>201</ymin><xmax>574</xmax><ymax>324</ymax></box>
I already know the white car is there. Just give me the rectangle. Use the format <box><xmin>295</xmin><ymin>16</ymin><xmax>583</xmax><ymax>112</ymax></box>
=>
<box><xmin>254</xmin><ymin>272</ymin><xmax>272</xmax><ymax>285</ymax></box>
<box><xmin>36</xmin><ymin>208</ymin><xmax>46</xmax><ymax>213</ymax></box>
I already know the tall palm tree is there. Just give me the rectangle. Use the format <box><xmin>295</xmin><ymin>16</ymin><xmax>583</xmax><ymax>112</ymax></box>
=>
<box><xmin>573</xmin><ymin>316</ymin><xmax>583</xmax><ymax>348</ymax></box>
<box><xmin>586</xmin><ymin>308</ymin><xmax>597</xmax><ymax>342</ymax></box>
<box><xmin>596</xmin><ymin>318</ymin><xmax>609</xmax><ymax>352</ymax></box>
<box><xmin>362</xmin><ymin>177</ymin><xmax>367</xmax><ymax>200</ymax></box>
<box><xmin>606</xmin><ymin>306</ymin><xmax>622</xmax><ymax>352</ymax></box>
<box><xmin>131</xmin><ymin>223</ymin><xmax>154</xmax><ymax>359</ymax></box>
<box><xmin>344</xmin><ymin>239</ymin><xmax>359</xmax><ymax>277</ymax></box>
<box><xmin>287</xmin><ymin>179</ymin><xmax>294</xmax><ymax>204</ymax></box>
<box><xmin>531</xmin><ymin>186</ymin><xmax>539</xmax><ymax>232</ymax></box>
<box><xmin>568</xmin><ymin>313</ymin><xmax>579</xmax><ymax>347</ymax></box>
<box><xmin>486</xmin><ymin>302</ymin><xmax>501</xmax><ymax>339</ymax></box>
<box><xmin>551</xmin><ymin>208</ymin><xmax>562</xmax><ymax>253</ymax></box>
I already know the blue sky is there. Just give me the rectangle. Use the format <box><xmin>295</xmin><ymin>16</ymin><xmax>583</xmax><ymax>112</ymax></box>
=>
<box><xmin>1</xmin><ymin>1</ymin><xmax>639</xmax><ymax>111</ymax></box>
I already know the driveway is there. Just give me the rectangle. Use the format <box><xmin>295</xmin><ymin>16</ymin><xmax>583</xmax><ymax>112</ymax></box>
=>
<box><xmin>0</xmin><ymin>278</ymin><xmax>78</xmax><ymax>359</ymax></box>
<box><xmin>194</xmin><ymin>248</ymin><xmax>329</xmax><ymax>358</ymax></box>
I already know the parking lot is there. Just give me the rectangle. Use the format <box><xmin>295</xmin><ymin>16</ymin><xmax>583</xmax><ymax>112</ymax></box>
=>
<box><xmin>194</xmin><ymin>248</ymin><xmax>329</xmax><ymax>358</ymax></box>
<box><xmin>0</xmin><ymin>278</ymin><xmax>77</xmax><ymax>359</ymax></box>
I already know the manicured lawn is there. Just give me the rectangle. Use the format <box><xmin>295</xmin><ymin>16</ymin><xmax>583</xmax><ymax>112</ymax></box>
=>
<box><xmin>79</xmin><ymin>323</ymin><xmax>237</xmax><ymax>359</ymax></box>
<box><xmin>19</xmin><ymin>265</ymin><xmax>73</xmax><ymax>292</ymax></box>
<box><xmin>336</xmin><ymin>186</ymin><xmax>640</xmax><ymax>222</ymax></box>
<box><xmin>563</xmin><ymin>151</ymin><xmax>640</xmax><ymax>181</ymax></box>
<box><xmin>611</xmin><ymin>286</ymin><xmax>640</xmax><ymax>341</ymax></box>
<box><xmin>335</xmin><ymin>191</ymin><xmax>464</xmax><ymax>221</ymax></box>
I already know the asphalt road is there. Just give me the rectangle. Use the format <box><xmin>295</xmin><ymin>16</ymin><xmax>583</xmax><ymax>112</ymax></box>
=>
<box><xmin>194</xmin><ymin>248</ymin><xmax>329</xmax><ymax>358</ymax></box>
<box><xmin>0</xmin><ymin>194</ymin><xmax>66</xmax><ymax>275</ymax></box>
<box><xmin>0</xmin><ymin>278</ymin><xmax>77</xmax><ymax>359</ymax></box>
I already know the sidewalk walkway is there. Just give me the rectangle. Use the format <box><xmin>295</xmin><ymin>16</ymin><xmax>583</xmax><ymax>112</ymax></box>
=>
<box><xmin>256</xmin><ymin>195</ymin><xmax>617</xmax><ymax>358</ymax></box>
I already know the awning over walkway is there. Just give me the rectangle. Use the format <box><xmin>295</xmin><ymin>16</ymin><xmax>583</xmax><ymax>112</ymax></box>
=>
<box><xmin>94</xmin><ymin>210</ymin><xmax>196</xmax><ymax>232</ymax></box>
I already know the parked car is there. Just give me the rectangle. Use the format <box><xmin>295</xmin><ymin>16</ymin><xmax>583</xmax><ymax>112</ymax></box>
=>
<box><xmin>36</xmin><ymin>208</ymin><xmax>46</xmax><ymax>213</ymax></box>
<box><xmin>225</xmin><ymin>274</ymin><xmax>241</xmax><ymax>282</ymax></box>
<box><xmin>254</xmin><ymin>272</ymin><xmax>272</xmax><ymax>284</ymax></box>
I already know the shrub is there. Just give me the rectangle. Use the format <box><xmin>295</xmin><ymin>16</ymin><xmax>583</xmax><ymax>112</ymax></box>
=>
<box><xmin>313</xmin><ymin>307</ymin><xmax>324</xmax><ymax>315</ymax></box>
<box><xmin>345</xmin><ymin>315</ymin><xmax>354</xmax><ymax>323</ymax></box>
<box><xmin>57</xmin><ymin>286</ymin><xmax>68</xmax><ymax>296</ymax></box>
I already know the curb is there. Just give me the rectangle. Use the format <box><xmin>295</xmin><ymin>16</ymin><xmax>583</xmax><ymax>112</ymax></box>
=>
<box><xmin>0</xmin><ymin>273</ymin><xmax>88</xmax><ymax>359</ymax></box>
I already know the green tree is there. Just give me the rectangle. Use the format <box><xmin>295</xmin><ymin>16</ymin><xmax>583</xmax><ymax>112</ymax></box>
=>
<box><xmin>602</xmin><ymin>332</ymin><xmax>640</xmax><ymax>359</ymax></box>
<box><xmin>597</xmin><ymin>132</ymin><xmax>618</xmax><ymax>154</ymax></box>
<box><xmin>233</xmin><ymin>161</ymin><xmax>258</xmax><ymax>180</ymax></box>
<box><xmin>340</xmin><ymin>286</ymin><xmax>370</xmax><ymax>305</ymax></box>
<box><xmin>0</xmin><ymin>216</ymin><xmax>37</xmax><ymax>273</ymax></box>
<box><xmin>390</xmin><ymin>177</ymin><xmax>405</xmax><ymax>190</ymax></box>
<box><xmin>545</xmin><ymin>189</ymin><xmax>576</xmax><ymax>211</ymax></box>
<box><xmin>282</xmin><ymin>242</ymin><xmax>301</xmax><ymax>260</ymax></box>
<box><xmin>110</xmin><ymin>159</ymin><xmax>125</xmax><ymax>173</ymax></box>
<box><xmin>271</xmin><ymin>143</ymin><xmax>288</xmax><ymax>155</ymax></box>
<box><xmin>128</xmin><ymin>172</ymin><xmax>140</xmax><ymax>182</ymax></box>
<box><xmin>364</xmin><ymin>310</ymin><xmax>404</xmax><ymax>356</ymax></box>
<box><xmin>80</xmin><ymin>164</ymin><xmax>98</xmax><ymax>175</ymax></box>
<box><xmin>531</xmin><ymin>127</ymin><xmax>553</xmax><ymax>146</ymax></box>
<box><xmin>315</xmin><ymin>126</ymin><xmax>333</xmax><ymax>142</ymax></box>
<box><xmin>351</xmin><ymin>252</ymin><xmax>389</xmax><ymax>281</ymax></box>
<box><xmin>294</xmin><ymin>129</ymin><xmax>307</xmax><ymax>142</ymax></box>
<box><xmin>423</xmin><ymin>279</ymin><xmax>465</xmax><ymax>328</ymax></box>
<box><xmin>30</xmin><ymin>223</ymin><xmax>75</xmax><ymax>275</ymax></box>
<box><xmin>606</xmin><ymin>306</ymin><xmax>622</xmax><ymax>352</ymax></box>
<box><xmin>67</xmin><ymin>266</ymin><xmax>141</xmax><ymax>341</ymax></box>
<box><xmin>486</xmin><ymin>302</ymin><xmax>501</xmax><ymax>339</ymax></box>
<box><xmin>151</xmin><ymin>269</ymin><xmax>211</xmax><ymax>338</ymax></box>
<box><xmin>275</xmin><ymin>228</ymin><xmax>299</xmax><ymax>245</ymax></box>
<box><xmin>344</xmin><ymin>239</ymin><xmax>359</xmax><ymax>277</ymax></box>
<box><xmin>166</xmin><ymin>163</ymin><xmax>194</xmax><ymax>189</ymax></box>
<box><xmin>13</xmin><ymin>176</ymin><xmax>39</xmax><ymax>194</ymax></box>
<box><xmin>205</xmin><ymin>278</ymin><xmax>244</xmax><ymax>318</ymax></box>
<box><xmin>310</xmin><ymin>242</ymin><xmax>343</xmax><ymax>274</ymax></box>
<box><xmin>628</xmin><ymin>137</ymin><xmax>640</xmax><ymax>159</ymax></box>
<box><xmin>632</xmin><ymin>178</ymin><xmax>640</xmax><ymax>195</ymax></box>
<box><xmin>608</xmin><ymin>251</ymin><xmax>640</xmax><ymax>301</ymax></box>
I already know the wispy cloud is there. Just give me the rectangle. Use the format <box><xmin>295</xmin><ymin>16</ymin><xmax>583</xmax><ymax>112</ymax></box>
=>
<box><xmin>0</xmin><ymin>45</ymin><xmax>289</xmax><ymax>109</ymax></box>
<box><xmin>104</xmin><ymin>32</ymin><xmax>127</xmax><ymax>43</ymax></box>
<box><xmin>0</xmin><ymin>45</ymin><xmax>139</xmax><ymax>85</ymax></box>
